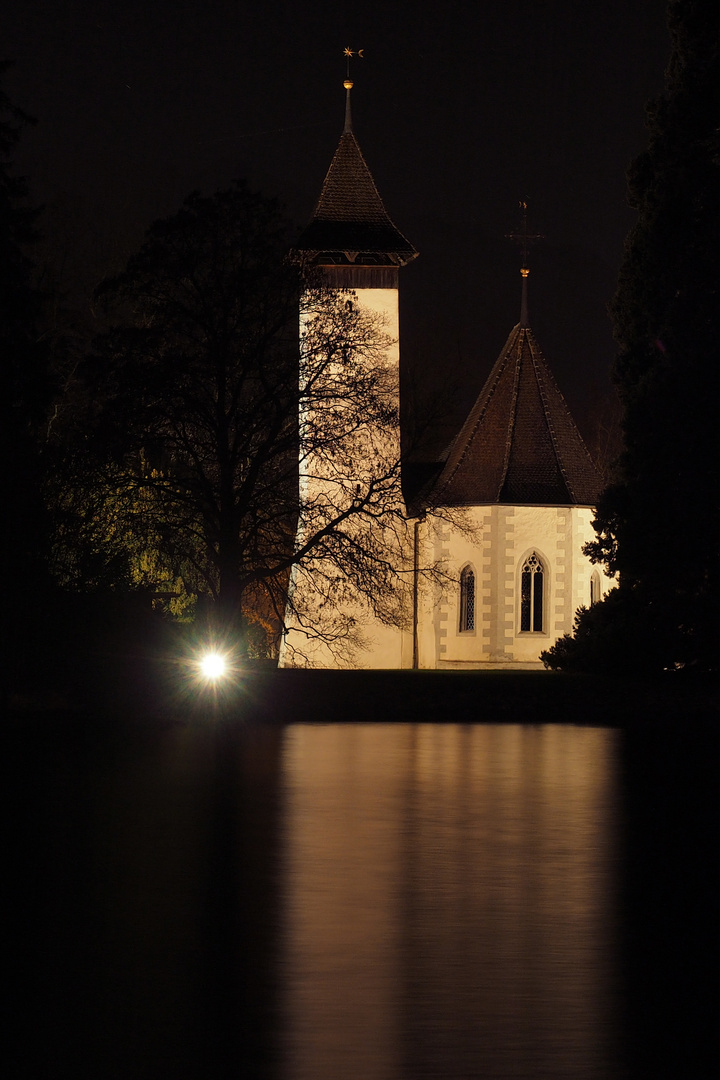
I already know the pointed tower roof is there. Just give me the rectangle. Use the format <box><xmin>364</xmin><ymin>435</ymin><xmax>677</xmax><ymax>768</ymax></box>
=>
<box><xmin>427</xmin><ymin>323</ymin><xmax>602</xmax><ymax>508</ymax></box>
<box><xmin>293</xmin><ymin>79</ymin><xmax>417</xmax><ymax>266</ymax></box>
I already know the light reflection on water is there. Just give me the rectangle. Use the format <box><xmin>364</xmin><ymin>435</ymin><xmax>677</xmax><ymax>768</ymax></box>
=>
<box><xmin>11</xmin><ymin>720</ymin><xmax>632</xmax><ymax>1079</ymax></box>
<box><xmin>280</xmin><ymin>724</ymin><xmax>621</xmax><ymax>1080</ymax></box>
<box><xmin>12</xmin><ymin>712</ymin><xmax>717</xmax><ymax>1078</ymax></box>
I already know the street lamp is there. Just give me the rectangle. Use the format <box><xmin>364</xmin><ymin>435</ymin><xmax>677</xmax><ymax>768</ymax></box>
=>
<box><xmin>197</xmin><ymin>650</ymin><xmax>229</xmax><ymax>682</ymax></box>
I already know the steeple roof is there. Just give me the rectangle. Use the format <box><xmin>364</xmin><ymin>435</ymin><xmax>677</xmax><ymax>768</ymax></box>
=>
<box><xmin>427</xmin><ymin>324</ymin><xmax>602</xmax><ymax>508</ymax></box>
<box><xmin>293</xmin><ymin>85</ymin><xmax>417</xmax><ymax>265</ymax></box>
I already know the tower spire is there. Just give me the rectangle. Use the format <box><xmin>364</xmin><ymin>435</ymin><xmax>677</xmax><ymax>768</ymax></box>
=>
<box><xmin>506</xmin><ymin>200</ymin><xmax>543</xmax><ymax>328</ymax></box>
<box><xmin>520</xmin><ymin>266</ymin><xmax>530</xmax><ymax>329</ymax></box>
<box><xmin>342</xmin><ymin>47</ymin><xmax>363</xmax><ymax>133</ymax></box>
<box><xmin>292</xmin><ymin>50</ymin><xmax>416</xmax><ymax>271</ymax></box>
<box><xmin>344</xmin><ymin>79</ymin><xmax>353</xmax><ymax>132</ymax></box>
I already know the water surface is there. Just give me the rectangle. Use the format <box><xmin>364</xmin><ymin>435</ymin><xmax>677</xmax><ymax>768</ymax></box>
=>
<box><xmin>281</xmin><ymin>724</ymin><xmax>620</xmax><ymax>1079</ymax></box>
<box><xmin>11</xmin><ymin>716</ymin><xmax>716</xmax><ymax>1078</ymax></box>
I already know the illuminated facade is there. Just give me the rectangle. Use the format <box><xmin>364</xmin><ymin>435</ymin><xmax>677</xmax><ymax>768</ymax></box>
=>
<box><xmin>278</xmin><ymin>79</ymin><xmax>417</xmax><ymax>668</ymax></box>
<box><xmin>411</xmin><ymin>318</ymin><xmax>612</xmax><ymax>669</ymax></box>
<box><xmin>279</xmin><ymin>82</ymin><xmax>610</xmax><ymax>669</ymax></box>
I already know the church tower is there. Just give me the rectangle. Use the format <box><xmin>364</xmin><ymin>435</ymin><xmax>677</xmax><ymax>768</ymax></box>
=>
<box><xmin>413</xmin><ymin>245</ymin><xmax>611</xmax><ymax>668</ymax></box>
<box><xmin>278</xmin><ymin>69</ymin><xmax>417</xmax><ymax>668</ymax></box>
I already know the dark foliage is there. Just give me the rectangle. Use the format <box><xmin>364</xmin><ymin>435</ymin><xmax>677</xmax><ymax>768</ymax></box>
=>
<box><xmin>1</xmin><ymin>65</ymin><xmax>48</xmax><ymax>534</ymax></box>
<box><xmin>541</xmin><ymin>590</ymin><xmax>678</xmax><ymax>675</ymax></box>
<box><xmin>0</xmin><ymin>63</ymin><xmax>57</xmax><ymax>699</ymax></box>
<box><xmin>546</xmin><ymin>0</ymin><xmax>720</xmax><ymax>673</ymax></box>
<box><xmin>52</xmin><ymin>181</ymin><xmax>404</xmax><ymax>654</ymax></box>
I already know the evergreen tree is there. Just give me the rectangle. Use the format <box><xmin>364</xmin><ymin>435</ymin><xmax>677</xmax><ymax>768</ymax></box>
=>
<box><xmin>545</xmin><ymin>0</ymin><xmax>720</xmax><ymax>672</ymax></box>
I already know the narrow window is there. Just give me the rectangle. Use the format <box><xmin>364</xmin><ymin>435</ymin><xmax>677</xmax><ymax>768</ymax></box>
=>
<box><xmin>590</xmin><ymin>570</ymin><xmax>601</xmax><ymax>606</ymax></box>
<box><xmin>459</xmin><ymin>565</ymin><xmax>475</xmax><ymax>632</ymax></box>
<box><xmin>520</xmin><ymin>552</ymin><xmax>544</xmax><ymax>632</ymax></box>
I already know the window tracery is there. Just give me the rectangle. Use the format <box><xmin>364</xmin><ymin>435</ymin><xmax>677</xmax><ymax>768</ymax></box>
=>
<box><xmin>459</xmin><ymin>565</ymin><xmax>475</xmax><ymax>632</ymax></box>
<box><xmin>520</xmin><ymin>552</ymin><xmax>544</xmax><ymax>632</ymax></box>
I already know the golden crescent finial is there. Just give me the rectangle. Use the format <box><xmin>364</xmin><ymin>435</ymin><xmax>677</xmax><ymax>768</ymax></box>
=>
<box><xmin>343</xmin><ymin>47</ymin><xmax>363</xmax><ymax>85</ymax></box>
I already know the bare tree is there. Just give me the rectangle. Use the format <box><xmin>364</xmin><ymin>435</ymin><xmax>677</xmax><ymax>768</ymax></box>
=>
<box><xmin>51</xmin><ymin>183</ymin><xmax>421</xmax><ymax>655</ymax></box>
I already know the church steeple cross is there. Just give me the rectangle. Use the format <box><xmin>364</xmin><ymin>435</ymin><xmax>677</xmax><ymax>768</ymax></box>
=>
<box><xmin>506</xmin><ymin>200</ymin><xmax>543</xmax><ymax>271</ymax></box>
<box><xmin>506</xmin><ymin>200</ymin><xmax>543</xmax><ymax>328</ymax></box>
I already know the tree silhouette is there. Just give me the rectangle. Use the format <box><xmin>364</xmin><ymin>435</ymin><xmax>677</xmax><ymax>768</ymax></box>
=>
<box><xmin>53</xmin><ymin>183</ymin><xmax>407</xmax><ymax>654</ymax></box>
<box><xmin>544</xmin><ymin>0</ymin><xmax>720</xmax><ymax>673</ymax></box>
<box><xmin>1</xmin><ymin>64</ymin><xmax>57</xmax><ymax>698</ymax></box>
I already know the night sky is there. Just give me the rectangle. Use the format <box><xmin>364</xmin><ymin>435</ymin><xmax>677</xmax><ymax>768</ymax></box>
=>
<box><xmin>4</xmin><ymin>0</ymin><xmax>670</xmax><ymax>456</ymax></box>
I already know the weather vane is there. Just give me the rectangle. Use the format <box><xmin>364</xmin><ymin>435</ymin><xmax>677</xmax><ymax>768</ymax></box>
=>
<box><xmin>506</xmin><ymin>200</ymin><xmax>543</xmax><ymax>274</ymax></box>
<box><xmin>343</xmin><ymin>46</ymin><xmax>364</xmax><ymax>85</ymax></box>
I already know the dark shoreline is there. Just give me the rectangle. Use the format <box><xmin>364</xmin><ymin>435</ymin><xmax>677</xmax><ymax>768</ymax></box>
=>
<box><xmin>7</xmin><ymin>667</ymin><xmax>720</xmax><ymax>728</ymax></box>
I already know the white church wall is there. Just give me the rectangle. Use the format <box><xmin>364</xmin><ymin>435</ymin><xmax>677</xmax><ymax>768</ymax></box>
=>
<box><xmin>417</xmin><ymin>505</ymin><xmax>611</xmax><ymax>669</ymax></box>
<box><xmin>280</xmin><ymin>576</ymin><xmax>413</xmax><ymax>668</ymax></box>
<box><xmin>279</xmin><ymin>285</ymin><xmax>412</xmax><ymax>669</ymax></box>
<box><xmin>354</xmin><ymin>287</ymin><xmax>400</xmax><ymax>342</ymax></box>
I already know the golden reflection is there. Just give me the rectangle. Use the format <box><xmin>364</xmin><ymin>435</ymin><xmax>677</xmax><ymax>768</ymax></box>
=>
<box><xmin>281</xmin><ymin>724</ymin><xmax>620</xmax><ymax>1080</ymax></box>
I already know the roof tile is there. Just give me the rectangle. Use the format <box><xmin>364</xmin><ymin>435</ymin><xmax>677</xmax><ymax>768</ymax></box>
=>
<box><xmin>427</xmin><ymin>325</ymin><xmax>602</xmax><ymax>507</ymax></box>
<box><xmin>294</xmin><ymin>130</ymin><xmax>416</xmax><ymax>262</ymax></box>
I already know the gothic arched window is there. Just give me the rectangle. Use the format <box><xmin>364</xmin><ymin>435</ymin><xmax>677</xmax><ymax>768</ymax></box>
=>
<box><xmin>590</xmin><ymin>570</ymin><xmax>601</xmax><ymax>606</ymax></box>
<box><xmin>520</xmin><ymin>552</ymin><xmax>544</xmax><ymax>632</ymax></box>
<box><xmin>459</xmin><ymin>565</ymin><xmax>475</xmax><ymax>632</ymax></box>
